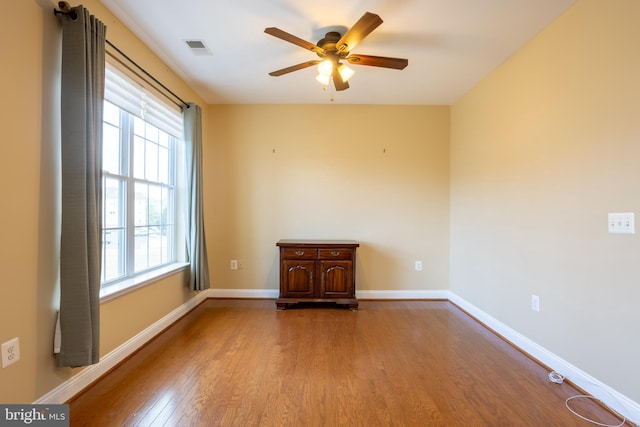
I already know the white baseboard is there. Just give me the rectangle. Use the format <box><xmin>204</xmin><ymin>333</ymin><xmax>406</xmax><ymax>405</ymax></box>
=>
<box><xmin>205</xmin><ymin>289</ymin><xmax>450</xmax><ymax>301</ymax></box>
<box><xmin>448</xmin><ymin>291</ymin><xmax>640</xmax><ymax>425</ymax></box>
<box><xmin>205</xmin><ymin>288</ymin><xmax>279</xmax><ymax>299</ymax></box>
<box><xmin>34</xmin><ymin>287</ymin><xmax>640</xmax><ymax>426</ymax></box>
<box><xmin>34</xmin><ymin>290</ymin><xmax>209</xmax><ymax>404</ymax></box>
<box><xmin>356</xmin><ymin>289</ymin><xmax>449</xmax><ymax>300</ymax></box>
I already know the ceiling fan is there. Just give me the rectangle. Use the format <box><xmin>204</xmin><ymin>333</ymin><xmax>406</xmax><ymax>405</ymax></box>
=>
<box><xmin>265</xmin><ymin>12</ymin><xmax>408</xmax><ymax>91</ymax></box>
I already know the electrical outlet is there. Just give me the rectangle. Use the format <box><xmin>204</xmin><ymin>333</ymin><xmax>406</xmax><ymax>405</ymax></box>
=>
<box><xmin>230</xmin><ymin>260</ymin><xmax>238</xmax><ymax>270</ymax></box>
<box><xmin>415</xmin><ymin>261</ymin><xmax>423</xmax><ymax>271</ymax></box>
<box><xmin>1</xmin><ymin>337</ymin><xmax>20</xmax><ymax>368</ymax></box>
<box><xmin>531</xmin><ymin>295</ymin><xmax>540</xmax><ymax>312</ymax></box>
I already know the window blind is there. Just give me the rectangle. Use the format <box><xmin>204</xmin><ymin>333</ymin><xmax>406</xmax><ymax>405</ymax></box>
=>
<box><xmin>104</xmin><ymin>63</ymin><xmax>184</xmax><ymax>138</ymax></box>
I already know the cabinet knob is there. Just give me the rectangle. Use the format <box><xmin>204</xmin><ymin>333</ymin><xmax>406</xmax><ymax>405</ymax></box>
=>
<box><xmin>295</xmin><ymin>251</ymin><xmax>304</xmax><ymax>256</ymax></box>
<box><xmin>331</xmin><ymin>251</ymin><xmax>340</xmax><ymax>256</ymax></box>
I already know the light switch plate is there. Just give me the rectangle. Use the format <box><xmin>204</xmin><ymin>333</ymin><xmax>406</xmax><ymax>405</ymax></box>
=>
<box><xmin>608</xmin><ymin>213</ymin><xmax>635</xmax><ymax>234</ymax></box>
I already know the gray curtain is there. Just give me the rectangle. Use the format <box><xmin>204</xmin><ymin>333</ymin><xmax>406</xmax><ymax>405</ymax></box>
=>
<box><xmin>57</xmin><ymin>6</ymin><xmax>106</xmax><ymax>367</ymax></box>
<box><xmin>184</xmin><ymin>103</ymin><xmax>211</xmax><ymax>291</ymax></box>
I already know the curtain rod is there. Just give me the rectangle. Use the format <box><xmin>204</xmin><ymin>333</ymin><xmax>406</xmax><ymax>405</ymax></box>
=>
<box><xmin>54</xmin><ymin>3</ymin><xmax>190</xmax><ymax>110</ymax></box>
<box><xmin>105</xmin><ymin>40</ymin><xmax>189</xmax><ymax>109</ymax></box>
<box><xmin>105</xmin><ymin>50</ymin><xmax>185</xmax><ymax>110</ymax></box>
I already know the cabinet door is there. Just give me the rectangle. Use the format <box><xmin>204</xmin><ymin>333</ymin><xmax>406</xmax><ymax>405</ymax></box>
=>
<box><xmin>320</xmin><ymin>260</ymin><xmax>353</xmax><ymax>298</ymax></box>
<box><xmin>281</xmin><ymin>260</ymin><xmax>315</xmax><ymax>298</ymax></box>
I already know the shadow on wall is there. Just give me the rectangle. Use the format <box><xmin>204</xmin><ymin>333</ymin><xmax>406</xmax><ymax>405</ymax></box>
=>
<box><xmin>36</xmin><ymin>0</ymin><xmax>69</xmax><ymax>395</ymax></box>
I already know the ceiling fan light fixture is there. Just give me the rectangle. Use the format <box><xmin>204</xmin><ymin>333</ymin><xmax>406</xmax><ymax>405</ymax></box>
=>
<box><xmin>315</xmin><ymin>73</ymin><xmax>331</xmax><ymax>86</ymax></box>
<box><xmin>338</xmin><ymin>64</ymin><xmax>355</xmax><ymax>82</ymax></box>
<box><xmin>317</xmin><ymin>59</ymin><xmax>333</xmax><ymax>76</ymax></box>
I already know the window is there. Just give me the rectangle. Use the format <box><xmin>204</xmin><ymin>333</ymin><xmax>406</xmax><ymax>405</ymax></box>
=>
<box><xmin>101</xmin><ymin>65</ymin><xmax>185</xmax><ymax>296</ymax></box>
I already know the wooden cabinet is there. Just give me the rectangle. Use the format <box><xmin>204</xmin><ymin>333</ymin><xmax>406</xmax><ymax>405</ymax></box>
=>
<box><xmin>276</xmin><ymin>240</ymin><xmax>359</xmax><ymax>310</ymax></box>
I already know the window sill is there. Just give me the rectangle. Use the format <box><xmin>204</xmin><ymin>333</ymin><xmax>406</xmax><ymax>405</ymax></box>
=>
<box><xmin>100</xmin><ymin>262</ymin><xmax>190</xmax><ymax>302</ymax></box>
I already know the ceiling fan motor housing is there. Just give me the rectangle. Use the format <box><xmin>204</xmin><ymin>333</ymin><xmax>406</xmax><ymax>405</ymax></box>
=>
<box><xmin>316</xmin><ymin>31</ymin><xmax>349</xmax><ymax>61</ymax></box>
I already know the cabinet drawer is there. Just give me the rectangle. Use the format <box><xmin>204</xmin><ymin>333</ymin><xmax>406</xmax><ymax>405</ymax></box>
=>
<box><xmin>282</xmin><ymin>248</ymin><xmax>317</xmax><ymax>259</ymax></box>
<box><xmin>319</xmin><ymin>249</ymin><xmax>352</xmax><ymax>260</ymax></box>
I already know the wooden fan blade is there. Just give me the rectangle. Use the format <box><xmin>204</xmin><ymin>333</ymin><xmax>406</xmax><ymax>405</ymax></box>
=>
<box><xmin>332</xmin><ymin>67</ymin><xmax>349</xmax><ymax>91</ymax></box>
<box><xmin>336</xmin><ymin>12</ymin><xmax>383</xmax><ymax>53</ymax></box>
<box><xmin>268</xmin><ymin>60</ymin><xmax>321</xmax><ymax>77</ymax></box>
<box><xmin>264</xmin><ymin>27</ymin><xmax>323</xmax><ymax>54</ymax></box>
<box><xmin>346</xmin><ymin>54</ymin><xmax>408</xmax><ymax>70</ymax></box>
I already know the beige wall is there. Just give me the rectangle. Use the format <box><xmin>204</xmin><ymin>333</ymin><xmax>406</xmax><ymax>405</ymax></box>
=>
<box><xmin>2</xmin><ymin>1</ymin><xmax>449</xmax><ymax>405</ymax></box>
<box><xmin>451</xmin><ymin>0</ymin><xmax>640</xmax><ymax>402</ymax></box>
<box><xmin>0</xmin><ymin>0</ymin><xmax>204</xmax><ymax>403</ymax></box>
<box><xmin>5</xmin><ymin>0</ymin><xmax>637</xmax><ymax>409</ymax></box>
<box><xmin>204</xmin><ymin>105</ymin><xmax>450</xmax><ymax>294</ymax></box>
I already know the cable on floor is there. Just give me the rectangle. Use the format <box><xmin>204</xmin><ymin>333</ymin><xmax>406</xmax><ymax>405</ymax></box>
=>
<box><xmin>549</xmin><ymin>371</ymin><xmax>564</xmax><ymax>384</ymax></box>
<box><xmin>548</xmin><ymin>371</ymin><xmax>629</xmax><ymax>427</ymax></box>
<box><xmin>565</xmin><ymin>395</ymin><xmax>627</xmax><ymax>427</ymax></box>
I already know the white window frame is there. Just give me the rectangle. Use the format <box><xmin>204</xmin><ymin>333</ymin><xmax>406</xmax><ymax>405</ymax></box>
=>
<box><xmin>100</xmin><ymin>63</ymin><xmax>187</xmax><ymax>301</ymax></box>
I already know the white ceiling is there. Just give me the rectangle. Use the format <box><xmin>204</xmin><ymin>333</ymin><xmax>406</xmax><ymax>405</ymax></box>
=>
<box><xmin>100</xmin><ymin>0</ymin><xmax>575</xmax><ymax>105</ymax></box>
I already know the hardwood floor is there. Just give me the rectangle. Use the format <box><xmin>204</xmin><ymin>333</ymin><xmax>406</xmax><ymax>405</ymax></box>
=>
<box><xmin>69</xmin><ymin>299</ymin><xmax>628</xmax><ymax>426</ymax></box>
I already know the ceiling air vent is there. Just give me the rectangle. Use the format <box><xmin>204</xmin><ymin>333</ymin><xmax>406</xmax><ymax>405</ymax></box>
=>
<box><xmin>184</xmin><ymin>40</ymin><xmax>212</xmax><ymax>56</ymax></box>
